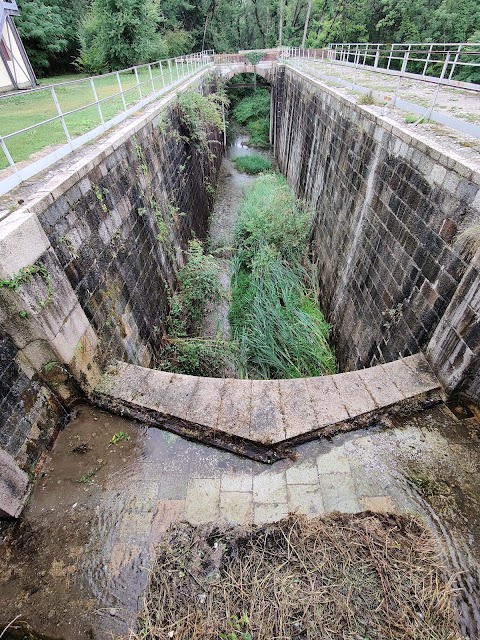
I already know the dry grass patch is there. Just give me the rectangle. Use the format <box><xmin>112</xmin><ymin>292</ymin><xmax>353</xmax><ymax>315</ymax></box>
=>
<box><xmin>131</xmin><ymin>513</ymin><xmax>460</xmax><ymax>640</ymax></box>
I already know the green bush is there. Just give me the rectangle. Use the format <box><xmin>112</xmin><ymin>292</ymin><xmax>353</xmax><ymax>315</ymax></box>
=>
<box><xmin>234</xmin><ymin>155</ymin><xmax>272</xmax><ymax>174</ymax></box>
<box><xmin>235</xmin><ymin>174</ymin><xmax>311</xmax><ymax>267</ymax></box>
<box><xmin>157</xmin><ymin>338</ymin><xmax>236</xmax><ymax>377</ymax></box>
<box><xmin>167</xmin><ymin>240</ymin><xmax>223</xmax><ymax>338</ymax></box>
<box><xmin>232</xmin><ymin>90</ymin><xmax>270</xmax><ymax>125</ymax></box>
<box><xmin>178</xmin><ymin>90</ymin><xmax>228</xmax><ymax>148</ymax></box>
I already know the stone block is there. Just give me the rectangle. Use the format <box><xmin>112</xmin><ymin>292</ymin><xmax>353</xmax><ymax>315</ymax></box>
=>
<box><xmin>221</xmin><ymin>472</ymin><xmax>253</xmax><ymax>492</ymax></box>
<box><xmin>0</xmin><ymin>210</ymin><xmax>50</xmax><ymax>278</ymax></box>
<box><xmin>360</xmin><ymin>495</ymin><xmax>396</xmax><ymax>513</ymax></box>
<box><xmin>0</xmin><ymin>449</ymin><xmax>28</xmax><ymax>519</ymax></box>
<box><xmin>253</xmin><ymin>471</ymin><xmax>287</xmax><ymax>504</ymax></box>
<box><xmin>150</xmin><ymin>500</ymin><xmax>185</xmax><ymax>544</ymax></box>
<box><xmin>250</xmin><ymin>380</ymin><xmax>285</xmax><ymax>443</ymax></box>
<box><xmin>288</xmin><ymin>484</ymin><xmax>324</xmax><ymax>516</ymax></box>
<box><xmin>220</xmin><ymin>491</ymin><xmax>253</xmax><ymax>524</ymax></box>
<box><xmin>185</xmin><ymin>478</ymin><xmax>220</xmax><ymax>524</ymax></box>
<box><xmin>285</xmin><ymin>462</ymin><xmax>319</xmax><ymax>485</ymax></box>
<box><xmin>185</xmin><ymin>376</ymin><xmax>225</xmax><ymax>427</ymax></box>
<box><xmin>51</xmin><ymin>304</ymin><xmax>92</xmax><ymax>364</ymax></box>
<box><xmin>304</xmin><ymin>375</ymin><xmax>349</xmax><ymax>426</ymax></box>
<box><xmin>216</xmin><ymin>379</ymin><xmax>252</xmax><ymax>439</ymax></box>
<box><xmin>316</xmin><ymin>448</ymin><xmax>351</xmax><ymax>475</ymax></box>
<box><xmin>254</xmin><ymin>502</ymin><xmax>289</xmax><ymax>525</ymax></box>
<box><xmin>359</xmin><ymin>364</ymin><xmax>405</xmax><ymax>406</ymax></box>
<box><xmin>332</xmin><ymin>371</ymin><xmax>377</xmax><ymax>417</ymax></box>
<box><xmin>318</xmin><ymin>473</ymin><xmax>361</xmax><ymax>513</ymax></box>
<box><xmin>279</xmin><ymin>378</ymin><xmax>318</xmax><ymax>439</ymax></box>
<box><xmin>383</xmin><ymin>354</ymin><xmax>439</xmax><ymax>398</ymax></box>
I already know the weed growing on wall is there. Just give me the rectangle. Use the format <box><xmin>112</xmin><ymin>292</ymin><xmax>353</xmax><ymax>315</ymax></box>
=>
<box><xmin>177</xmin><ymin>90</ymin><xmax>228</xmax><ymax>150</ymax></box>
<box><xmin>229</xmin><ymin>175</ymin><xmax>336</xmax><ymax>379</ymax></box>
<box><xmin>0</xmin><ymin>262</ymin><xmax>53</xmax><ymax>310</ymax></box>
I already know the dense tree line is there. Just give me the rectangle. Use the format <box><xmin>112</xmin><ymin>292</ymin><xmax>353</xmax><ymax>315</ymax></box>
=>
<box><xmin>16</xmin><ymin>0</ymin><xmax>480</xmax><ymax>76</ymax></box>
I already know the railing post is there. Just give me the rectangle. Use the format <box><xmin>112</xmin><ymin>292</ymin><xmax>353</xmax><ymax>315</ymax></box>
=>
<box><xmin>168</xmin><ymin>59</ymin><xmax>172</xmax><ymax>82</ymax></box>
<box><xmin>0</xmin><ymin>135</ymin><xmax>18</xmax><ymax>175</ymax></box>
<box><xmin>134</xmin><ymin>66</ymin><xmax>142</xmax><ymax>98</ymax></box>
<box><xmin>422</xmin><ymin>43</ymin><xmax>433</xmax><ymax>76</ymax></box>
<box><xmin>449</xmin><ymin>44</ymin><xmax>462</xmax><ymax>81</ymax></box>
<box><xmin>148</xmin><ymin>63</ymin><xmax>154</xmax><ymax>92</ymax></box>
<box><xmin>159</xmin><ymin>62</ymin><xmax>165</xmax><ymax>87</ymax></box>
<box><xmin>387</xmin><ymin>43</ymin><xmax>393</xmax><ymax>70</ymax></box>
<box><xmin>116</xmin><ymin>71</ymin><xmax>127</xmax><ymax>111</ymax></box>
<box><xmin>374</xmin><ymin>44</ymin><xmax>380</xmax><ymax>68</ymax></box>
<box><xmin>424</xmin><ymin>52</ymin><xmax>450</xmax><ymax>121</ymax></box>
<box><xmin>90</xmin><ymin>77</ymin><xmax>105</xmax><ymax>127</ymax></box>
<box><xmin>50</xmin><ymin>85</ymin><xmax>72</xmax><ymax>144</ymax></box>
<box><xmin>175</xmin><ymin>58</ymin><xmax>179</xmax><ymax>80</ymax></box>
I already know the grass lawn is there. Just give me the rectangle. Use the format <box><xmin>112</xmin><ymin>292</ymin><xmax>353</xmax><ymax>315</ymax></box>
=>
<box><xmin>0</xmin><ymin>62</ymin><xmax>195</xmax><ymax>170</ymax></box>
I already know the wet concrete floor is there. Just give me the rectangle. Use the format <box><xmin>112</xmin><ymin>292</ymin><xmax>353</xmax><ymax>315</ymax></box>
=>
<box><xmin>1</xmin><ymin>401</ymin><xmax>479</xmax><ymax>639</ymax></box>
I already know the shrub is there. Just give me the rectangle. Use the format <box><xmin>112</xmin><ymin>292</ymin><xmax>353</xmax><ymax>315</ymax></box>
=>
<box><xmin>178</xmin><ymin>90</ymin><xmax>228</xmax><ymax>148</ymax></box>
<box><xmin>232</xmin><ymin>90</ymin><xmax>270</xmax><ymax>125</ymax></box>
<box><xmin>234</xmin><ymin>174</ymin><xmax>311</xmax><ymax>267</ymax></box>
<box><xmin>167</xmin><ymin>240</ymin><xmax>223</xmax><ymax>337</ymax></box>
<box><xmin>234</xmin><ymin>155</ymin><xmax>272</xmax><ymax>174</ymax></box>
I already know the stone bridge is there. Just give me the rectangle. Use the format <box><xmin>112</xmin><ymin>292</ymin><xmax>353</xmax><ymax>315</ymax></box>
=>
<box><xmin>0</xmin><ymin>56</ymin><xmax>479</xmax><ymax>517</ymax></box>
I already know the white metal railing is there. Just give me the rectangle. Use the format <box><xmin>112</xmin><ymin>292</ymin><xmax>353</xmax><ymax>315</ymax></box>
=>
<box><xmin>279</xmin><ymin>44</ymin><xmax>480</xmax><ymax>139</ymax></box>
<box><xmin>328</xmin><ymin>42</ymin><xmax>480</xmax><ymax>90</ymax></box>
<box><xmin>0</xmin><ymin>50</ymin><xmax>214</xmax><ymax>197</ymax></box>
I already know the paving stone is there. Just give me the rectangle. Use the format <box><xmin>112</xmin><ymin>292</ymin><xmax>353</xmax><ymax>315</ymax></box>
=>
<box><xmin>279</xmin><ymin>378</ymin><xmax>318</xmax><ymax>439</ymax></box>
<box><xmin>332</xmin><ymin>371</ymin><xmax>377</xmax><ymax>417</ymax></box>
<box><xmin>349</xmin><ymin>463</ymin><xmax>386</xmax><ymax>497</ymax></box>
<box><xmin>359</xmin><ymin>364</ymin><xmax>405</xmax><ymax>406</ymax></box>
<box><xmin>150</xmin><ymin>500</ymin><xmax>186</xmax><ymax>544</ymax></box>
<box><xmin>250</xmin><ymin>380</ymin><xmax>286</xmax><ymax>443</ymax></box>
<box><xmin>220</xmin><ymin>491</ymin><xmax>253</xmax><ymax>524</ymax></box>
<box><xmin>316</xmin><ymin>448</ymin><xmax>351</xmax><ymax>475</ymax></box>
<box><xmin>118</xmin><ymin>510</ymin><xmax>155</xmax><ymax>540</ymax></box>
<box><xmin>108</xmin><ymin>543</ymin><xmax>142</xmax><ymax>578</ymax></box>
<box><xmin>288</xmin><ymin>484</ymin><xmax>324</xmax><ymax>516</ymax></box>
<box><xmin>254</xmin><ymin>502</ymin><xmax>289</xmax><ymax>525</ymax></box>
<box><xmin>221</xmin><ymin>472</ymin><xmax>253</xmax><ymax>492</ymax></box>
<box><xmin>185</xmin><ymin>478</ymin><xmax>220</xmax><ymax>524</ymax></box>
<box><xmin>123</xmin><ymin>483</ymin><xmax>158</xmax><ymax>513</ymax></box>
<box><xmin>318</xmin><ymin>473</ymin><xmax>361</xmax><ymax>513</ymax></box>
<box><xmin>285</xmin><ymin>462</ymin><xmax>319</xmax><ymax>485</ymax></box>
<box><xmin>304</xmin><ymin>375</ymin><xmax>349</xmax><ymax>426</ymax></box>
<box><xmin>360</xmin><ymin>495</ymin><xmax>397</xmax><ymax>513</ymax></box>
<box><xmin>253</xmin><ymin>471</ymin><xmax>287</xmax><ymax>504</ymax></box>
<box><xmin>216</xmin><ymin>378</ymin><xmax>252</xmax><ymax>438</ymax></box>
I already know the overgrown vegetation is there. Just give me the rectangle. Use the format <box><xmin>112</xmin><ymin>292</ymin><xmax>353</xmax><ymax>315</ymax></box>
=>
<box><xmin>232</xmin><ymin>89</ymin><xmax>270</xmax><ymax>147</ymax></box>
<box><xmin>178</xmin><ymin>90</ymin><xmax>228</xmax><ymax>149</ymax></box>
<box><xmin>131</xmin><ymin>513</ymin><xmax>460</xmax><ymax>640</ymax></box>
<box><xmin>234</xmin><ymin>154</ymin><xmax>272</xmax><ymax>174</ymax></box>
<box><xmin>230</xmin><ymin>174</ymin><xmax>336</xmax><ymax>379</ymax></box>
<box><xmin>157</xmin><ymin>240</ymin><xmax>234</xmax><ymax>376</ymax></box>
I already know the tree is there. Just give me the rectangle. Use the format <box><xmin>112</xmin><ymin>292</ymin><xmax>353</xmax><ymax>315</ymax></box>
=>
<box><xmin>16</xmin><ymin>0</ymin><xmax>68</xmax><ymax>75</ymax></box>
<box><xmin>78</xmin><ymin>0</ymin><xmax>164</xmax><ymax>72</ymax></box>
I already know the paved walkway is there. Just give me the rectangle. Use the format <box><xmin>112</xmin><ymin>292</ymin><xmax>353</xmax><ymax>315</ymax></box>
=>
<box><xmin>95</xmin><ymin>353</ymin><xmax>441</xmax><ymax>459</ymax></box>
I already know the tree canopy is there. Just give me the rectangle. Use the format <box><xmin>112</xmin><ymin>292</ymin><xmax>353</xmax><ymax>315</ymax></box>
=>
<box><xmin>15</xmin><ymin>0</ymin><xmax>480</xmax><ymax>76</ymax></box>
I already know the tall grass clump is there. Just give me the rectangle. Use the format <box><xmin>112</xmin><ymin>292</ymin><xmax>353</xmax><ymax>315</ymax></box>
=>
<box><xmin>234</xmin><ymin>154</ymin><xmax>272</xmax><ymax>175</ymax></box>
<box><xmin>230</xmin><ymin>174</ymin><xmax>336</xmax><ymax>379</ymax></box>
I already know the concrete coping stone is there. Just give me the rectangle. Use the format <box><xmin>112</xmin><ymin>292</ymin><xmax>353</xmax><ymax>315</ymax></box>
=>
<box><xmin>282</xmin><ymin>64</ymin><xmax>480</xmax><ymax>180</ymax></box>
<box><xmin>95</xmin><ymin>353</ymin><xmax>440</xmax><ymax>453</ymax></box>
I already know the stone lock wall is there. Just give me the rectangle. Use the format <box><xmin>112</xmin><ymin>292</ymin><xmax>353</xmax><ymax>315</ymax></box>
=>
<box><xmin>273</xmin><ymin>65</ymin><xmax>480</xmax><ymax>401</ymax></box>
<box><xmin>0</xmin><ymin>69</ymin><xmax>223</xmax><ymax>488</ymax></box>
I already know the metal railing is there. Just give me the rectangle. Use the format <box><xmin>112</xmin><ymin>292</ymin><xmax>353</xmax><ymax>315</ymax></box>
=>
<box><xmin>0</xmin><ymin>50</ymin><xmax>214</xmax><ymax>197</ymax></box>
<box><xmin>328</xmin><ymin>42</ymin><xmax>480</xmax><ymax>90</ymax></box>
<box><xmin>280</xmin><ymin>44</ymin><xmax>480</xmax><ymax>139</ymax></box>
